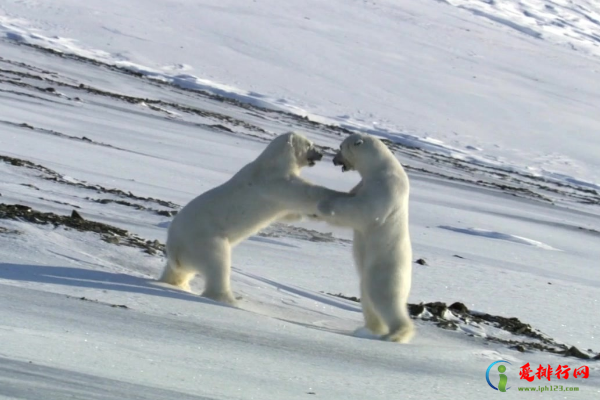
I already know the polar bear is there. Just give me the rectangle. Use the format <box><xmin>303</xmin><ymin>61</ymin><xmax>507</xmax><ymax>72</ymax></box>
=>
<box><xmin>318</xmin><ymin>133</ymin><xmax>414</xmax><ymax>343</ymax></box>
<box><xmin>159</xmin><ymin>132</ymin><xmax>350</xmax><ymax>305</ymax></box>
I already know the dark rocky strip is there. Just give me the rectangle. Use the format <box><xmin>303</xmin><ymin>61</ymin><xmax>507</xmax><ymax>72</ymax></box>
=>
<box><xmin>68</xmin><ymin>295</ymin><xmax>129</xmax><ymax>309</ymax></box>
<box><xmin>0</xmin><ymin>154</ymin><xmax>179</xmax><ymax>209</ymax></box>
<box><xmin>0</xmin><ymin>119</ymin><xmax>130</xmax><ymax>152</ymax></box>
<box><xmin>4</xmin><ymin>50</ymin><xmax>600</xmax><ymax>206</ymax></box>
<box><xmin>0</xmin><ymin>203</ymin><xmax>165</xmax><ymax>255</ymax></box>
<box><xmin>88</xmin><ymin>198</ymin><xmax>177</xmax><ymax>217</ymax></box>
<box><xmin>328</xmin><ymin>293</ymin><xmax>600</xmax><ymax>360</ymax></box>
<box><xmin>0</xmin><ymin>65</ymin><xmax>268</xmax><ymax>134</ymax></box>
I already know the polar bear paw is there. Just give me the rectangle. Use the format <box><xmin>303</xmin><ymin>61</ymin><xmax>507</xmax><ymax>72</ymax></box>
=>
<box><xmin>202</xmin><ymin>290</ymin><xmax>238</xmax><ymax>306</ymax></box>
<box><xmin>352</xmin><ymin>326</ymin><xmax>381</xmax><ymax>340</ymax></box>
<box><xmin>382</xmin><ymin>325</ymin><xmax>415</xmax><ymax>344</ymax></box>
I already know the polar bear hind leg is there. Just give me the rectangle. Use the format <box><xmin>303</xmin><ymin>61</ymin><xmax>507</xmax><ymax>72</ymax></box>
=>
<box><xmin>160</xmin><ymin>238</ymin><xmax>236</xmax><ymax>305</ymax></box>
<box><xmin>365</xmin><ymin>269</ymin><xmax>415</xmax><ymax>343</ymax></box>
<box><xmin>353</xmin><ymin>232</ymin><xmax>387</xmax><ymax>335</ymax></box>
<box><xmin>379</xmin><ymin>304</ymin><xmax>414</xmax><ymax>343</ymax></box>
<box><xmin>360</xmin><ymin>287</ymin><xmax>388</xmax><ymax>335</ymax></box>
<box><xmin>195</xmin><ymin>238</ymin><xmax>237</xmax><ymax>305</ymax></box>
<box><xmin>383</xmin><ymin>322</ymin><xmax>415</xmax><ymax>343</ymax></box>
<box><xmin>159</xmin><ymin>254</ymin><xmax>196</xmax><ymax>293</ymax></box>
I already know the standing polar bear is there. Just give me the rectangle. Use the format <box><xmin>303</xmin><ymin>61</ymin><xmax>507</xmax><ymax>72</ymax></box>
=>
<box><xmin>318</xmin><ymin>133</ymin><xmax>414</xmax><ymax>343</ymax></box>
<box><xmin>160</xmin><ymin>132</ymin><xmax>350</xmax><ymax>305</ymax></box>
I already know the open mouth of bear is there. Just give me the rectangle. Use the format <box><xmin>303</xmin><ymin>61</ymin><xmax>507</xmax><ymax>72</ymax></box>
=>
<box><xmin>334</xmin><ymin>161</ymin><xmax>351</xmax><ymax>172</ymax></box>
<box><xmin>306</xmin><ymin>148</ymin><xmax>323</xmax><ymax>167</ymax></box>
<box><xmin>332</xmin><ymin>153</ymin><xmax>351</xmax><ymax>172</ymax></box>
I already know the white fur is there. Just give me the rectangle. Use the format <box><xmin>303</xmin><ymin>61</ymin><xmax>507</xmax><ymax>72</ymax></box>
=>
<box><xmin>159</xmin><ymin>132</ymin><xmax>348</xmax><ymax>305</ymax></box>
<box><xmin>318</xmin><ymin>133</ymin><xmax>415</xmax><ymax>343</ymax></box>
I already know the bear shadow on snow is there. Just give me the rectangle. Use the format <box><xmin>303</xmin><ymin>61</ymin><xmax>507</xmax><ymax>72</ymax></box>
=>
<box><xmin>0</xmin><ymin>262</ymin><xmax>228</xmax><ymax>307</ymax></box>
<box><xmin>0</xmin><ymin>356</ymin><xmax>219</xmax><ymax>400</ymax></box>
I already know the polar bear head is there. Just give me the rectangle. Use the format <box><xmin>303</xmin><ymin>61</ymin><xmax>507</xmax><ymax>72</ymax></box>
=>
<box><xmin>333</xmin><ymin>133</ymin><xmax>393</xmax><ymax>175</ymax></box>
<box><xmin>259</xmin><ymin>132</ymin><xmax>324</xmax><ymax>172</ymax></box>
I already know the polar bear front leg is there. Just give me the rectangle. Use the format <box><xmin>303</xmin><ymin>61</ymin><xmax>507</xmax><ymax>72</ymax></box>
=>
<box><xmin>271</xmin><ymin>176</ymin><xmax>352</xmax><ymax>216</ymax></box>
<box><xmin>317</xmin><ymin>196</ymin><xmax>368</xmax><ymax>230</ymax></box>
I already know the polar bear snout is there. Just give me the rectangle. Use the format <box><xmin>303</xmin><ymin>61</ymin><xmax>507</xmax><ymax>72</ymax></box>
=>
<box><xmin>306</xmin><ymin>147</ymin><xmax>323</xmax><ymax>166</ymax></box>
<box><xmin>333</xmin><ymin>151</ymin><xmax>352</xmax><ymax>172</ymax></box>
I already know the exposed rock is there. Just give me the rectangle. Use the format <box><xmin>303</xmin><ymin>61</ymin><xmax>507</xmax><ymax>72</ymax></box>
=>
<box><xmin>88</xmin><ymin>197</ymin><xmax>177</xmax><ymax>217</ymax></box>
<box><xmin>408</xmin><ymin>303</ymin><xmax>425</xmax><ymax>317</ymax></box>
<box><xmin>20</xmin><ymin>183</ymin><xmax>40</xmax><ymax>190</ymax></box>
<box><xmin>511</xmin><ymin>345</ymin><xmax>526</xmax><ymax>353</ymax></box>
<box><xmin>564</xmin><ymin>346</ymin><xmax>591</xmax><ymax>360</ymax></box>
<box><xmin>449</xmin><ymin>302</ymin><xmax>469</xmax><ymax>314</ymax></box>
<box><xmin>0</xmin><ymin>203</ymin><xmax>165</xmax><ymax>255</ymax></box>
<box><xmin>72</xmin><ymin>296</ymin><xmax>129</xmax><ymax>309</ymax></box>
<box><xmin>437</xmin><ymin>320</ymin><xmax>458</xmax><ymax>330</ymax></box>
<box><xmin>0</xmin><ymin>226</ymin><xmax>23</xmax><ymax>235</ymax></box>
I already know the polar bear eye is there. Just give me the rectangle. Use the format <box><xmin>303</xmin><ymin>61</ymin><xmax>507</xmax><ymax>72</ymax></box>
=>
<box><xmin>354</xmin><ymin>139</ymin><xmax>364</xmax><ymax>146</ymax></box>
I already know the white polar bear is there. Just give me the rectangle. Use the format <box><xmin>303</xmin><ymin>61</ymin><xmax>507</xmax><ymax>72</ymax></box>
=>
<box><xmin>318</xmin><ymin>133</ymin><xmax>415</xmax><ymax>343</ymax></box>
<box><xmin>159</xmin><ymin>132</ymin><xmax>349</xmax><ymax>305</ymax></box>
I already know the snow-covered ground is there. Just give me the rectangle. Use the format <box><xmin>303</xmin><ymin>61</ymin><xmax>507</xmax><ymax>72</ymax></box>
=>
<box><xmin>1</xmin><ymin>0</ymin><xmax>600</xmax><ymax>398</ymax></box>
<box><xmin>2</xmin><ymin>0</ymin><xmax>600</xmax><ymax>188</ymax></box>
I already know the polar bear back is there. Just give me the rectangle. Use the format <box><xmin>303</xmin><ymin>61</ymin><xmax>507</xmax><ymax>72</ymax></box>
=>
<box><xmin>169</xmin><ymin>183</ymin><xmax>283</xmax><ymax>244</ymax></box>
<box><xmin>167</xmin><ymin>135</ymin><xmax>303</xmax><ymax>247</ymax></box>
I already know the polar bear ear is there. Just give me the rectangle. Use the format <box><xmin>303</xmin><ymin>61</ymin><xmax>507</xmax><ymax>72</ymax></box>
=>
<box><xmin>286</xmin><ymin>135</ymin><xmax>295</xmax><ymax>148</ymax></box>
<box><xmin>354</xmin><ymin>139</ymin><xmax>364</xmax><ymax>146</ymax></box>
